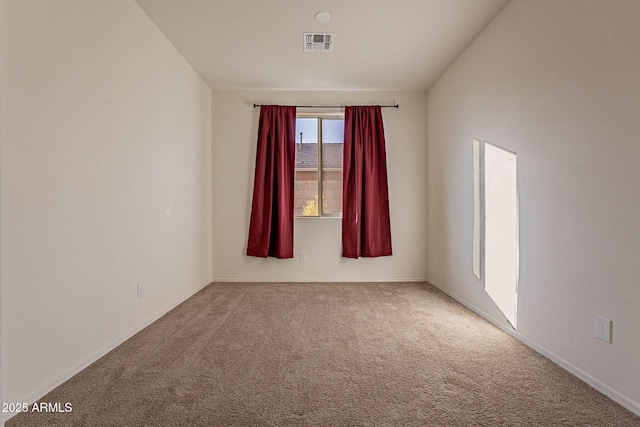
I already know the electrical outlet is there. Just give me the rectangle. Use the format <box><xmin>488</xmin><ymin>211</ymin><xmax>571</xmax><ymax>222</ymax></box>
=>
<box><xmin>137</xmin><ymin>282</ymin><xmax>145</xmax><ymax>298</ymax></box>
<box><xmin>595</xmin><ymin>316</ymin><xmax>612</xmax><ymax>343</ymax></box>
<box><xmin>299</xmin><ymin>252</ymin><xmax>307</xmax><ymax>263</ymax></box>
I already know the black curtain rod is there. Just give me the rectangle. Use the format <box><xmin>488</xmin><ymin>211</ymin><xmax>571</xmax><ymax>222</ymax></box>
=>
<box><xmin>253</xmin><ymin>104</ymin><xmax>399</xmax><ymax>109</ymax></box>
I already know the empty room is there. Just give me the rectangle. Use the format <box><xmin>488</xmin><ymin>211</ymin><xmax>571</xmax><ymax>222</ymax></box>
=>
<box><xmin>1</xmin><ymin>0</ymin><xmax>639</xmax><ymax>425</ymax></box>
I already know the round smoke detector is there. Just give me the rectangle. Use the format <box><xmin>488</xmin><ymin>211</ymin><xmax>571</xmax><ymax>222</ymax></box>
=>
<box><xmin>315</xmin><ymin>11</ymin><xmax>330</xmax><ymax>23</ymax></box>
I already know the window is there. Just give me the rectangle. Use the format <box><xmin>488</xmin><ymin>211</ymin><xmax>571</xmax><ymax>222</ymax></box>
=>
<box><xmin>294</xmin><ymin>113</ymin><xmax>344</xmax><ymax>217</ymax></box>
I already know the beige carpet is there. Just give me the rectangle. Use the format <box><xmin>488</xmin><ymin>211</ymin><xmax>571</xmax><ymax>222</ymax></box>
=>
<box><xmin>7</xmin><ymin>282</ymin><xmax>640</xmax><ymax>426</ymax></box>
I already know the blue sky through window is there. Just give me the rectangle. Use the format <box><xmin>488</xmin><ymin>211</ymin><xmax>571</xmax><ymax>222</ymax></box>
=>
<box><xmin>295</xmin><ymin>118</ymin><xmax>344</xmax><ymax>144</ymax></box>
<box><xmin>322</xmin><ymin>119</ymin><xmax>344</xmax><ymax>143</ymax></box>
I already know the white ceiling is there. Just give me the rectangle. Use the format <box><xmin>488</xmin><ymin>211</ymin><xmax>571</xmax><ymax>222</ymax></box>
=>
<box><xmin>135</xmin><ymin>0</ymin><xmax>509</xmax><ymax>91</ymax></box>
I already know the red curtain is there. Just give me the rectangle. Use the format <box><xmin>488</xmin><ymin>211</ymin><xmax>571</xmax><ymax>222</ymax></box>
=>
<box><xmin>246</xmin><ymin>105</ymin><xmax>297</xmax><ymax>258</ymax></box>
<box><xmin>342</xmin><ymin>106</ymin><xmax>393</xmax><ymax>258</ymax></box>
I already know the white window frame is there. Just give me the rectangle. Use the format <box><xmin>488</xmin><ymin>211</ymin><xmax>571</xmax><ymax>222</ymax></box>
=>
<box><xmin>295</xmin><ymin>111</ymin><xmax>344</xmax><ymax>218</ymax></box>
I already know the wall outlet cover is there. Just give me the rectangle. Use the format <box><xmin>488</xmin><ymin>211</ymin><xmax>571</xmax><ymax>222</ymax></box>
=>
<box><xmin>595</xmin><ymin>316</ymin><xmax>612</xmax><ymax>343</ymax></box>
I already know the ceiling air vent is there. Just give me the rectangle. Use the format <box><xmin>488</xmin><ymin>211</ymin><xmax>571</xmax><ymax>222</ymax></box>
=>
<box><xmin>304</xmin><ymin>33</ymin><xmax>333</xmax><ymax>51</ymax></box>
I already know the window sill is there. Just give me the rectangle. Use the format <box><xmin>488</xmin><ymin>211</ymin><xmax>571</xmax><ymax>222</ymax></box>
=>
<box><xmin>295</xmin><ymin>215</ymin><xmax>342</xmax><ymax>220</ymax></box>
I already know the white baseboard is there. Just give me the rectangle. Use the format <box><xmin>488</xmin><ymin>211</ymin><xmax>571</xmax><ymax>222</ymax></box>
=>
<box><xmin>211</xmin><ymin>277</ymin><xmax>429</xmax><ymax>283</ymax></box>
<box><xmin>3</xmin><ymin>280</ymin><xmax>212</xmax><ymax>423</ymax></box>
<box><xmin>426</xmin><ymin>277</ymin><xmax>640</xmax><ymax>417</ymax></box>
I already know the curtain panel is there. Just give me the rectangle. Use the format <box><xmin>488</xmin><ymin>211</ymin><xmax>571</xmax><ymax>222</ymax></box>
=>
<box><xmin>342</xmin><ymin>106</ymin><xmax>393</xmax><ymax>258</ymax></box>
<box><xmin>246</xmin><ymin>105</ymin><xmax>297</xmax><ymax>258</ymax></box>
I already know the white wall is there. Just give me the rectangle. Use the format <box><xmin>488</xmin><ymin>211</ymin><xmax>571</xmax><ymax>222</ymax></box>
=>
<box><xmin>212</xmin><ymin>91</ymin><xmax>428</xmax><ymax>282</ymax></box>
<box><xmin>0</xmin><ymin>0</ymin><xmax>212</xmax><ymax>415</ymax></box>
<box><xmin>427</xmin><ymin>0</ymin><xmax>640</xmax><ymax>413</ymax></box>
<box><xmin>0</xmin><ymin>3</ymin><xmax>4</xmax><ymax>420</ymax></box>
